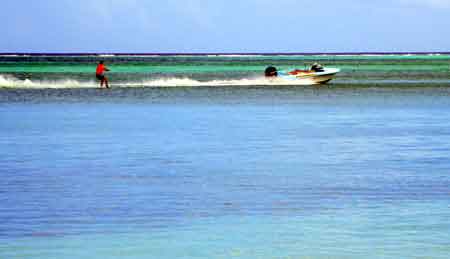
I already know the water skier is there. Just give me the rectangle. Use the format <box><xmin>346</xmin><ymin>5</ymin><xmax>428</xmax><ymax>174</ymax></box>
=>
<box><xmin>96</xmin><ymin>61</ymin><xmax>110</xmax><ymax>88</ymax></box>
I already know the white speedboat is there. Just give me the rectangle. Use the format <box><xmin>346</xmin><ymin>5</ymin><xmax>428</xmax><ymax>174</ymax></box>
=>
<box><xmin>265</xmin><ymin>64</ymin><xmax>340</xmax><ymax>84</ymax></box>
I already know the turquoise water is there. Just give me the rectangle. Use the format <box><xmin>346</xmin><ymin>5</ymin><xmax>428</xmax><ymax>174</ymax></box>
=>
<box><xmin>1</xmin><ymin>55</ymin><xmax>450</xmax><ymax>258</ymax></box>
<box><xmin>1</xmin><ymin>54</ymin><xmax>449</xmax><ymax>87</ymax></box>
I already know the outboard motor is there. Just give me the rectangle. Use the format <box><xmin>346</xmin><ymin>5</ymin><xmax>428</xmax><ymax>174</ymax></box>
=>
<box><xmin>265</xmin><ymin>66</ymin><xmax>278</xmax><ymax>77</ymax></box>
<box><xmin>311</xmin><ymin>63</ymin><xmax>324</xmax><ymax>72</ymax></box>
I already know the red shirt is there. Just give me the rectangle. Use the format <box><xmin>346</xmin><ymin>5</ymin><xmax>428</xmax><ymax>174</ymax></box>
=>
<box><xmin>96</xmin><ymin>64</ymin><xmax>106</xmax><ymax>75</ymax></box>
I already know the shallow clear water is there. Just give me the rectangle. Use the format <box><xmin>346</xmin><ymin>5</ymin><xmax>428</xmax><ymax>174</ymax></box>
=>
<box><xmin>1</xmin><ymin>55</ymin><xmax>450</xmax><ymax>258</ymax></box>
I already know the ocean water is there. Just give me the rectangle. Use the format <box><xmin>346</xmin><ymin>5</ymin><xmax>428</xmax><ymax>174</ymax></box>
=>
<box><xmin>1</xmin><ymin>54</ymin><xmax>450</xmax><ymax>259</ymax></box>
<box><xmin>1</xmin><ymin>53</ymin><xmax>450</xmax><ymax>88</ymax></box>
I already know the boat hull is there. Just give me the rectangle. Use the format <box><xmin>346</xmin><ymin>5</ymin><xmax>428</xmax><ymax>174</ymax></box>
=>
<box><xmin>279</xmin><ymin>68</ymin><xmax>340</xmax><ymax>85</ymax></box>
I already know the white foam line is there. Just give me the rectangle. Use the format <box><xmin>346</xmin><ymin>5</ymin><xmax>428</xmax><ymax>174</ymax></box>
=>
<box><xmin>0</xmin><ymin>75</ymin><xmax>318</xmax><ymax>89</ymax></box>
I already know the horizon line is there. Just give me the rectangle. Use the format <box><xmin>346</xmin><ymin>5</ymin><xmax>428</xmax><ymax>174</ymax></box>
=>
<box><xmin>1</xmin><ymin>51</ymin><xmax>450</xmax><ymax>56</ymax></box>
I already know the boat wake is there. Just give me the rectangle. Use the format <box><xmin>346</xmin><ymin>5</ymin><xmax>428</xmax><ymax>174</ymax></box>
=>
<box><xmin>0</xmin><ymin>75</ymin><xmax>318</xmax><ymax>89</ymax></box>
<box><xmin>0</xmin><ymin>75</ymin><xmax>96</xmax><ymax>89</ymax></box>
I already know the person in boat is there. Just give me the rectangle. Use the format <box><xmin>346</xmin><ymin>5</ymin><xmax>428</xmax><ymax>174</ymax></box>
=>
<box><xmin>265</xmin><ymin>63</ymin><xmax>325</xmax><ymax>77</ymax></box>
<box><xmin>96</xmin><ymin>61</ymin><xmax>110</xmax><ymax>88</ymax></box>
<box><xmin>311</xmin><ymin>62</ymin><xmax>324</xmax><ymax>72</ymax></box>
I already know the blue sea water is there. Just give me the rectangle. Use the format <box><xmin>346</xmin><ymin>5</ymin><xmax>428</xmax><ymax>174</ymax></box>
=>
<box><xmin>1</xmin><ymin>55</ymin><xmax>450</xmax><ymax>258</ymax></box>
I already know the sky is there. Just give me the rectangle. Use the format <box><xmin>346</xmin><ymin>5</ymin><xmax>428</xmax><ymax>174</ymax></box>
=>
<box><xmin>2</xmin><ymin>0</ymin><xmax>450</xmax><ymax>53</ymax></box>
